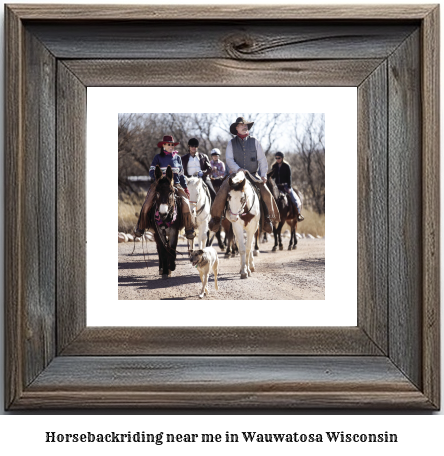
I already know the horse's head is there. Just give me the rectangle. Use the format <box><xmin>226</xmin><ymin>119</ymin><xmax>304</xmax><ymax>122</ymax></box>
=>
<box><xmin>154</xmin><ymin>165</ymin><xmax>175</xmax><ymax>219</ymax></box>
<box><xmin>186</xmin><ymin>176</ymin><xmax>202</xmax><ymax>206</ymax></box>
<box><xmin>227</xmin><ymin>171</ymin><xmax>247</xmax><ymax>222</ymax></box>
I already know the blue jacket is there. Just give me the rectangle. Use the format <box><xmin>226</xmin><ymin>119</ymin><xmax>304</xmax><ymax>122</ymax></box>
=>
<box><xmin>149</xmin><ymin>152</ymin><xmax>187</xmax><ymax>188</ymax></box>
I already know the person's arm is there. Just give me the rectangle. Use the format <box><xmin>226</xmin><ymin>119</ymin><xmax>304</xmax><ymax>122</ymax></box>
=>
<box><xmin>149</xmin><ymin>155</ymin><xmax>159</xmax><ymax>180</ymax></box>
<box><xmin>225</xmin><ymin>140</ymin><xmax>240</xmax><ymax>173</ymax></box>
<box><xmin>176</xmin><ymin>156</ymin><xmax>187</xmax><ymax>188</ymax></box>
<box><xmin>287</xmin><ymin>163</ymin><xmax>292</xmax><ymax>188</ymax></box>
<box><xmin>256</xmin><ymin>139</ymin><xmax>268</xmax><ymax>181</ymax></box>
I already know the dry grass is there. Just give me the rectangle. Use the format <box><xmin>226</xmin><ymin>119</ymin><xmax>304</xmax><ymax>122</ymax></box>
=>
<box><xmin>284</xmin><ymin>207</ymin><xmax>325</xmax><ymax>237</ymax></box>
<box><xmin>118</xmin><ymin>192</ymin><xmax>146</xmax><ymax>233</ymax></box>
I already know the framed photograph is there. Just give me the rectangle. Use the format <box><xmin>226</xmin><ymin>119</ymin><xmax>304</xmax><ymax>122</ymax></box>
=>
<box><xmin>5</xmin><ymin>4</ymin><xmax>440</xmax><ymax>409</ymax></box>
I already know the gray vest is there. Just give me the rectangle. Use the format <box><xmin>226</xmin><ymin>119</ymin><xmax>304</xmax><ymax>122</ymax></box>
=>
<box><xmin>231</xmin><ymin>136</ymin><xmax>258</xmax><ymax>174</ymax></box>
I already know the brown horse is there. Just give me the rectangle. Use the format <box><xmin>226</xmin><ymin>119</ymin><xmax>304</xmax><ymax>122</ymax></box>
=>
<box><xmin>267</xmin><ymin>176</ymin><xmax>300</xmax><ymax>251</ymax></box>
<box><xmin>146</xmin><ymin>165</ymin><xmax>187</xmax><ymax>278</ymax></box>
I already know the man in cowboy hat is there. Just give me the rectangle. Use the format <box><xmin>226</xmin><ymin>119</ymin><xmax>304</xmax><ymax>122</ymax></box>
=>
<box><xmin>208</xmin><ymin>117</ymin><xmax>279</xmax><ymax>234</ymax></box>
<box><xmin>181</xmin><ymin>138</ymin><xmax>217</xmax><ymax>201</ymax></box>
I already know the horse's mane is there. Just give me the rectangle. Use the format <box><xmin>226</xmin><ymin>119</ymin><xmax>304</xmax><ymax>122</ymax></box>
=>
<box><xmin>267</xmin><ymin>176</ymin><xmax>280</xmax><ymax>201</ymax></box>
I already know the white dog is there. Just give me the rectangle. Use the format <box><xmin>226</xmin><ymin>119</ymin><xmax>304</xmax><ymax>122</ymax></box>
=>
<box><xmin>189</xmin><ymin>247</ymin><xmax>219</xmax><ymax>298</ymax></box>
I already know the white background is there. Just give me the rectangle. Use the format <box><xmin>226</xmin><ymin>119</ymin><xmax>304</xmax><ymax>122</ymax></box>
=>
<box><xmin>88</xmin><ymin>87</ymin><xmax>357</xmax><ymax>326</ymax></box>
<box><xmin>0</xmin><ymin>0</ymin><xmax>442</xmax><ymax>450</ymax></box>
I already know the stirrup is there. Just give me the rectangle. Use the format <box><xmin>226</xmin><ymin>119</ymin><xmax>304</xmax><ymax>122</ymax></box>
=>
<box><xmin>298</xmin><ymin>214</ymin><xmax>304</xmax><ymax>222</ymax></box>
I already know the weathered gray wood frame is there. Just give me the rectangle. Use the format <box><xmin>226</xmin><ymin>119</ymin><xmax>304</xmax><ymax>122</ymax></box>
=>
<box><xmin>5</xmin><ymin>5</ymin><xmax>440</xmax><ymax>409</ymax></box>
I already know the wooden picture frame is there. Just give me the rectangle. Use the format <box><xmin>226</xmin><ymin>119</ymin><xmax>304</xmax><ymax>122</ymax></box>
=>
<box><xmin>5</xmin><ymin>4</ymin><xmax>440</xmax><ymax>409</ymax></box>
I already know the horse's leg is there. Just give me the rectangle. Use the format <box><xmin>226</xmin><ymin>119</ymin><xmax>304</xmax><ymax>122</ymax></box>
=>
<box><xmin>156</xmin><ymin>241</ymin><xmax>163</xmax><ymax>275</ymax></box>
<box><xmin>200</xmin><ymin>220</ymin><xmax>209</xmax><ymax>250</ymax></box>
<box><xmin>169</xmin><ymin>230</ymin><xmax>178</xmax><ymax>274</ymax></box>
<box><xmin>278</xmin><ymin>221</ymin><xmax>284</xmax><ymax>250</ymax></box>
<box><xmin>253</xmin><ymin>228</ymin><xmax>260</xmax><ymax>256</ymax></box>
<box><xmin>293</xmin><ymin>220</ymin><xmax>298</xmax><ymax>249</ymax></box>
<box><xmin>272</xmin><ymin>225</ymin><xmax>279</xmax><ymax>252</ymax></box>
<box><xmin>246</xmin><ymin>225</ymin><xmax>258</xmax><ymax>276</ymax></box>
<box><xmin>232</xmin><ymin>222</ymin><xmax>247</xmax><ymax>279</ymax></box>
<box><xmin>213</xmin><ymin>258</ymin><xmax>219</xmax><ymax>291</ymax></box>
<box><xmin>288</xmin><ymin>220</ymin><xmax>294</xmax><ymax>250</ymax></box>
<box><xmin>215</xmin><ymin>228</ymin><xmax>225</xmax><ymax>250</ymax></box>
<box><xmin>161</xmin><ymin>243</ymin><xmax>169</xmax><ymax>278</ymax></box>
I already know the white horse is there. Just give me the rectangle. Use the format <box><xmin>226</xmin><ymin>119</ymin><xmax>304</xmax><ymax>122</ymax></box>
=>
<box><xmin>226</xmin><ymin>171</ymin><xmax>261</xmax><ymax>279</ymax></box>
<box><xmin>186</xmin><ymin>176</ymin><xmax>211</xmax><ymax>250</ymax></box>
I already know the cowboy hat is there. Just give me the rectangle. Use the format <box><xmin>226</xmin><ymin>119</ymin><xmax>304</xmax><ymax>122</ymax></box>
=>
<box><xmin>157</xmin><ymin>135</ymin><xmax>179</xmax><ymax>148</ymax></box>
<box><xmin>230</xmin><ymin>117</ymin><xmax>254</xmax><ymax>135</ymax></box>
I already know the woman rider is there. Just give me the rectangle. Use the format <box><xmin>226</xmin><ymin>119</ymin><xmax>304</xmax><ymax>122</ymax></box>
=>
<box><xmin>134</xmin><ymin>135</ymin><xmax>196</xmax><ymax>239</ymax></box>
<box><xmin>270</xmin><ymin>151</ymin><xmax>304</xmax><ymax>222</ymax></box>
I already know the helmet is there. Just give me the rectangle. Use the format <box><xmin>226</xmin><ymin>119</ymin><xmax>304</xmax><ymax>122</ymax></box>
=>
<box><xmin>210</xmin><ymin>148</ymin><xmax>221</xmax><ymax>156</ymax></box>
<box><xmin>188</xmin><ymin>138</ymin><xmax>199</xmax><ymax>147</ymax></box>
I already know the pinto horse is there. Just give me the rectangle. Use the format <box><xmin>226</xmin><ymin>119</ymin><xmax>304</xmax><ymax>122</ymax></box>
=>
<box><xmin>267</xmin><ymin>176</ymin><xmax>300</xmax><ymax>251</ymax></box>
<box><xmin>226</xmin><ymin>171</ymin><xmax>260</xmax><ymax>279</ymax></box>
<box><xmin>147</xmin><ymin>165</ymin><xmax>186</xmax><ymax>278</ymax></box>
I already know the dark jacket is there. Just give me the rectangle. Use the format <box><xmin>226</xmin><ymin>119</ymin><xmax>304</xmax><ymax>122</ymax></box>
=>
<box><xmin>181</xmin><ymin>151</ymin><xmax>212</xmax><ymax>178</ymax></box>
<box><xmin>270</xmin><ymin>161</ymin><xmax>292</xmax><ymax>187</ymax></box>
<box><xmin>149</xmin><ymin>152</ymin><xmax>187</xmax><ymax>188</ymax></box>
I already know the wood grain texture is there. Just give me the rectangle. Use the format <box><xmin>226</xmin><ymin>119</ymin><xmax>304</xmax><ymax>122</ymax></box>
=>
<box><xmin>14</xmin><ymin>356</ymin><xmax>433</xmax><ymax>409</ymax></box>
<box><xmin>61</xmin><ymin>327</ymin><xmax>382</xmax><ymax>356</ymax></box>
<box><xmin>421</xmin><ymin>6</ymin><xmax>440</xmax><ymax>409</ymax></box>
<box><xmin>64</xmin><ymin>58</ymin><xmax>384</xmax><ymax>88</ymax></box>
<box><xmin>388</xmin><ymin>31</ymin><xmax>422</xmax><ymax>389</ymax></box>
<box><xmin>357</xmin><ymin>62</ymin><xmax>388</xmax><ymax>354</ymax></box>
<box><xmin>21</xmin><ymin>28</ymin><xmax>57</xmax><ymax>387</ymax></box>
<box><xmin>56</xmin><ymin>62</ymin><xmax>87</xmax><ymax>354</ymax></box>
<box><xmin>26</xmin><ymin>22</ymin><xmax>416</xmax><ymax>60</ymax></box>
<box><xmin>4</xmin><ymin>5</ymin><xmax>440</xmax><ymax>410</ymax></box>
<box><xmin>5</xmin><ymin>5</ymin><xmax>24</xmax><ymax>410</ymax></box>
<box><xmin>7</xmin><ymin>4</ymin><xmax>435</xmax><ymax>20</ymax></box>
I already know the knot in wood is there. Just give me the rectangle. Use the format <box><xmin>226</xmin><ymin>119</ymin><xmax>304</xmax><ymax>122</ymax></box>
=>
<box><xmin>224</xmin><ymin>33</ymin><xmax>255</xmax><ymax>59</ymax></box>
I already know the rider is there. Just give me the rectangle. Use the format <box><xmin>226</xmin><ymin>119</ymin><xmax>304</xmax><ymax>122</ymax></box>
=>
<box><xmin>270</xmin><ymin>151</ymin><xmax>304</xmax><ymax>222</ymax></box>
<box><xmin>134</xmin><ymin>135</ymin><xmax>196</xmax><ymax>239</ymax></box>
<box><xmin>209</xmin><ymin>148</ymin><xmax>226</xmax><ymax>180</ymax></box>
<box><xmin>208</xmin><ymin>117</ymin><xmax>279</xmax><ymax>234</ymax></box>
<box><xmin>181</xmin><ymin>138</ymin><xmax>217</xmax><ymax>202</ymax></box>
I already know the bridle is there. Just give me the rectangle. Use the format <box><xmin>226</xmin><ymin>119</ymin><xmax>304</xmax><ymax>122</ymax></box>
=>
<box><xmin>227</xmin><ymin>182</ymin><xmax>255</xmax><ymax>217</ymax></box>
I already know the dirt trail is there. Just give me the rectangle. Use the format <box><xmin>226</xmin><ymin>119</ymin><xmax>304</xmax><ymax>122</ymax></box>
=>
<box><xmin>118</xmin><ymin>237</ymin><xmax>325</xmax><ymax>300</ymax></box>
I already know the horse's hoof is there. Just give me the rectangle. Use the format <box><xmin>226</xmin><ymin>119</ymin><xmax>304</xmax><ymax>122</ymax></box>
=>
<box><xmin>272</xmin><ymin>246</ymin><xmax>277</xmax><ymax>252</ymax></box>
<box><xmin>292</xmin><ymin>245</ymin><xmax>297</xmax><ymax>250</ymax></box>
<box><xmin>168</xmin><ymin>270</ymin><xmax>172</xmax><ymax>277</ymax></box>
<box><xmin>241</xmin><ymin>273</ymin><xmax>248</xmax><ymax>279</ymax></box>
<box><xmin>231</xmin><ymin>253</ymin><xmax>236</xmax><ymax>258</ymax></box>
<box><xmin>159</xmin><ymin>270</ymin><xmax>162</xmax><ymax>275</ymax></box>
<box><xmin>199</xmin><ymin>294</ymin><xmax>204</xmax><ymax>299</ymax></box>
<box><xmin>279</xmin><ymin>245</ymin><xmax>283</xmax><ymax>251</ymax></box>
<box><xmin>218</xmin><ymin>243</ymin><xmax>225</xmax><ymax>250</ymax></box>
<box><xmin>162</xmin><ymin>274</ymin><xmax>169</xmax><ymax>279</ymax></box>
<box><xmin>250</xmin><ymin>266</ymin><xmax>255</xmax><ymax>272</ymax></box>
<box><xmin>288</xmin><ymin>245</ymin><xmax>292</xmax><ymax>250</ymax></box>
<box><xmin>253</xmin><ymin>250</ymin><xmax>259</xmax><ymax>256</ymax></box>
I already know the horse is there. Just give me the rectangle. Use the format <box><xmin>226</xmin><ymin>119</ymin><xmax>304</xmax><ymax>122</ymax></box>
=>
<box><xmin>210</xmin><ymin>176</ymin><xmax>228</xmax><ymax>250</ymax></box>
<box><xmin>186</xmin><ymin>176</ymin><xmax>211</xmax><ymax>250</ymax></box>
<box><xmin>226</xmin><ymin>171</ymin><xmax>260</xmax><ymax>279</ymax></box>
<box><xmin>147</xmin><ymin>165</ymin><xmax>186</xmax><ymax>279</ymax></box>
<box><xmin>267</xmin><ymin>176</ymin><xmax>300</xmax><ymax>251</ymax></box>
